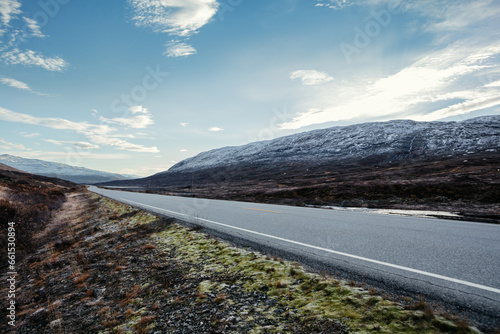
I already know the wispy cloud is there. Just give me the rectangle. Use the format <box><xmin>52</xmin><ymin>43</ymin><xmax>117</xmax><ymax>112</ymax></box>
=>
<box><xmin>164</xmin><ymin>41</ymin><xmax>197</xmax><ymax>57</ymax></box>
<box><xmin>20</xmin><ymin>132</ymin><xmax>39</xmax><ymax>138</ymax></box>
<box><xmin>208</xmin><ymin>126</ymin><xmax>223</xmax><ymax>132</ymax></box>
<box><xmin>1</xmin><ymin>76</ymin><xmax>28</xmax><ymax>89</ymax></box>
<box><xmin>290</xmin><ymin>70</ymin><xmax>333</xmax><ymax>85</ymax></box>
<box><xmin>0</xmin><ymin>48</ymin><xmax>68</xmax><ymax>71</ymax></box>
<box><xmin>0</xmin><ymin>138</ymin><xmax>26</xmax><ymax>150</ymax></box>
<box><xmin>280</xmin><ymin>43</ymin><xmax>500</xmax><ymax>129</ymax></box>
<box><xmin>1</xmin><ymin>77</ymin><xmax>48</xmax><ymax>95</ymax></box>
<box><xmin>97</xmin><ymin>105</ymin><xmax>154</xmax><ymax>129</ymax></box>
<box><xmin>315</xmin><ymin>0</ymin><xmax>352</xmax><ymax>10</ymax></box>
<box><xmin>44</xmin><ymin>139</ymin><xmax>100</xmax><ymax>150</ymax></box>
<box><xmin>23</xmin><ymin>17</ymin><xmax>45</xmax><ymax>38</ymax></box>
<box><xmin>0</xmin><ymin>106</ymin><xmax>111</xmax><ymax>133</ymax></box>
<box><xmin>401</xmin><ymin>0</ymin><xmax>500</xmax><ymax>33</ymax></box>
<box><xmin>485</xmin><ymin>80</ymin><xmax>500</xmax><ymax>88</ymax></box>
<box><xmin>0</xmin><ymin>106</ymin><xmax>159</xmax><ymax>153</ymax></box>
<box><xmin>180</xmin><ymin>122</ymin><xmax>189</xmax><ymax>127</ymax></box>
<box><xmin>317</xmin><ymin>0</ymin><xmax>500</xmax><ymax>41</ymax></box>
<box><xmin>86</xmin><ymin>135</ymin><xmax>159</xmax><ymax>153</ymax></box>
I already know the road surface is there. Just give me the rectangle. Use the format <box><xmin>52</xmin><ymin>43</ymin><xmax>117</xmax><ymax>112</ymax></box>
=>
<box><xmin>88</xmin><ymin>186</ymin><xmax>500</xmax><ymax>325</ymax></box>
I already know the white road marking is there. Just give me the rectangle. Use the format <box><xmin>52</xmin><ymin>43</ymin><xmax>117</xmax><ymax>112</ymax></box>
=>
<box><xmin>118</xmin><ymin>197</ymin><xmax>500</xmax><ymax>295</ymax></box>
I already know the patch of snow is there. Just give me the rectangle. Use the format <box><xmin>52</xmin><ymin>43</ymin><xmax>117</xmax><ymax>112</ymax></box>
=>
<box><xmin>317</xmin><ymin>206</ymin><xmax>461</xmax><ymax>219</ymax></box>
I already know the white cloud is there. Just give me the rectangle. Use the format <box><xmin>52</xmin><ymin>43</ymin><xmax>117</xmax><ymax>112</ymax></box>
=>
<box><xmin>105</xmin><ymin>114</ymin><xmax>154</xmax><ymax>129</ymax></box>
<box><xmin>0</xmin><ymin>106</ymin><xmax>111</xmax><ymax>133</ymax></box>
<box><xmin>20</xmin><ymin>132</ymin><xmax>39</xmax><ymax>138</ymax></box>
<box><xmin>208</xmin><ymin>126</ymin><xmax>223</xmax><ymax>132</ymax></box>
<box><xmin>0</xmin><ymin>48</ymin><xmax>68</xmax><ymax>71</ymax></box>
<box><xmin>0</xmin><ymin>0</ymin><xmax>21</xmax><ymax>26</ymax></box>
<box><xmin>403</xmin><ymin>0</ymin><xmax>500</xmax><ymax>34</ymax></box>
<box><xmin>484</xmin><ymin>80</ymin><xmax>500</xmax><ymax>88</ymax></box>
<box><xmin>129</xmin><ymin>0</ymin><xmax>219</xmax><ymax>57</ymax></box>
<box><xmin>0</xmin><ymin>138</ymin><xmax>25</xmax><ymax>150</ymax></box>
<box><xmin>129</xmin><ymin>0</ymin><xmax>219</xmax><ymax>37</ymax></box>
<box><xmin>412</xmin><ymin>91</ymin><xmax>500</xmax><ymax>122</ymax></box>
<box><xmin>128</xmin><ymin>105</ymin><xmax>148</xmax><ymax>114</ymax></box>
<box><xmin>97</xmin><ymin>105</ymin><xmax>154</xmax><ymax>129</ymax></box>
<box><xmin>290</xmin><ymin>70</ymin><xmax>333</xmax><ymax>85</ymax></box>
<box><xmin>0</xmin><ymin>106</ymin><xmax>159</xmax><ymax>153</ymax></box>
<box><xmin>180</xmin><ymin>149</ymin><xmax>187</xmax><ymax>152</ymax></box>
<box><xmin>315</xmin><ymin>0</ymin><xmax>352</xmax><ymax>10</ymax></box>
<box><xmin>317</xmin><ymin>0</ymin><xmax>500</xmax><ymax>41</ymax></box>
<box><xmin>1</xmin><ymin>77</ymin><xmax>28</xmax><ymax>90</ymax></box>
<box><xmin>309</xmin><ymin>0</ymin><xmax>500</xmax><ymax>127</ymax></box>
<box><xmin>180</xmin><ymin>122</ymin><xmax>189</xmax><ymax>127</ymax></box>
<box><xmin>280</xmin><ymin>43</ymin><xmax>500</xmax><ymax>129</ymax></box>
<box><xmin>164</xmin><ymin>41</ymin><xmax>197</xmax><ymax>57</ymax></box>
<box><xmin>0</xmin><ymin>2</ymin><xmax>68</xmax><ymax>71</ymax></box>
<box><xmin>44</xmin><ymin>139</ymin><xmax>100</xmax><ymax>150</ymax></box>
<box><xmin>23</xmin><ymin>17</ymin><xmax>45</xmax><ymax>38</ymax></box>
<box><xmin>0</xmin><ymin>77</ymin><xmax>47</xmax><ymax>95</ymax></box>
<box><xmin>86</xmin><ymin>134</ymin><xmax>159</xmax><ymax>153</ymax></box>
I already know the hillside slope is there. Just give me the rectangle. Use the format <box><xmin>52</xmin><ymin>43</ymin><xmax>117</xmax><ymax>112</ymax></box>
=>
<box><xmin>0</xmin><ymin>162</ymin><xmax>22</xmax><ymax>172</ymax></box>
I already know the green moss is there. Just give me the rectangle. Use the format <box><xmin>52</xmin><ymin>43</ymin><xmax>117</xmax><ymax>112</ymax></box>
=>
<box><xmin>198</xmin><ymin>280</ymin><xmax>216</xmax><ymax>293</ymax></box>
<box><xmin>146</xmin><ymin>221</ymin><xmax>473</xmax><ymax>333</ymax></box>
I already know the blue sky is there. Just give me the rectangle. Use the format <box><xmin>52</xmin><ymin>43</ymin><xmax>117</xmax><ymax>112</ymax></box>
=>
<box><xmin>1</xmin><ymin>0</ymin><xmax>499</xmax><ymax>176</ymax></box>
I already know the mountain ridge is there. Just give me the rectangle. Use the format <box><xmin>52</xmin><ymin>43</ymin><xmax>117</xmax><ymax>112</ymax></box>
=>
<box><xmin>0</xmin><ymin>154</ymin><xmax>137</xmax><ymax>184</ymax></box>
<box><xmin>164</xmin><ymin>116</ymin><xmax>499</xmax><ymax>174</ymax></box>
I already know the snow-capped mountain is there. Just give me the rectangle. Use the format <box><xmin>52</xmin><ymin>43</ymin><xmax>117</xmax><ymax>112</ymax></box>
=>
<box><xmin>0</xmin><ymin>154</ymin><xmax>136</xmax><ymax>184</ymax></box>
<box><xmin>167</xmin><ymin>116</ymin><xmax>500</xmax><ymax>173</ymax></box>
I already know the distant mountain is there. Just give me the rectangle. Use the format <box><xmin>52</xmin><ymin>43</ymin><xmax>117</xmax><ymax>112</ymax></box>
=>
<box><xmin>100</xmin><ymin>116</ymin><xmax>500</xmax><ymax>216</ymax></box>
<box><xmin>0</xmin><ymin>155</ymin><xmax>136</xmax><ymax>184</ymax></box>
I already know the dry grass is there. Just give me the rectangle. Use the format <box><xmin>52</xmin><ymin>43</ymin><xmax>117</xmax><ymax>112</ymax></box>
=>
<box><xmin>74</xmin><ymin>273</ymin><xmax>89</xmax><ymax>285</ymax></box>
<box><xmin>407</xmin><ymin>298</ymin><xmax>435</xmax><ymax>320</ymax></box>
<box><xmin>98</xmin><ymin>306</ymin><xmax>111</xmax><ymax>316</ymax></box>
<box><xmin>119</xmin><ymin>284</ymin><xmax>141</xmax><ymax>307</ymax></box>
<box><xmin>125</xmin><ymin>308</ymin><xmax>134</xmax><ymax>318</ymax></box>
<box><xmin>214</xmin><ymin>293</ymin><xmax>227</xmax><ymax>303</ymax></box>
<box><xmin>114</xmin><ymin>265</ymin><xmax>128</xmax><ymax>272</ymax></box>
<box><xmin>136</xmin><ymin>315</ymin><xmax>157</xmax><ymax>334</ymax></box>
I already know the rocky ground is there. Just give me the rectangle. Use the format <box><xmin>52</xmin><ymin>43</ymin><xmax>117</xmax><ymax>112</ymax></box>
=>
<box><xmin>1</xmin><ymin>188</ymin><xmax>493</xmax><ymax>333</ymax></box>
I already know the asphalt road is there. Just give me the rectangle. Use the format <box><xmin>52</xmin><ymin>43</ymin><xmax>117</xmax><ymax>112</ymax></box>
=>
<box><xmin>88</xmin><ymin>186</ymin><xmax>500</xmax><ymax>325</ymax></box>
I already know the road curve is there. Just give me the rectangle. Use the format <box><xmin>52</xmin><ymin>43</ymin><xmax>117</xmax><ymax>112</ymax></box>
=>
<box><xmin>88</xmin><ymin>186</ymin><xmax>500</xmax><ymax>326</ymax></box>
